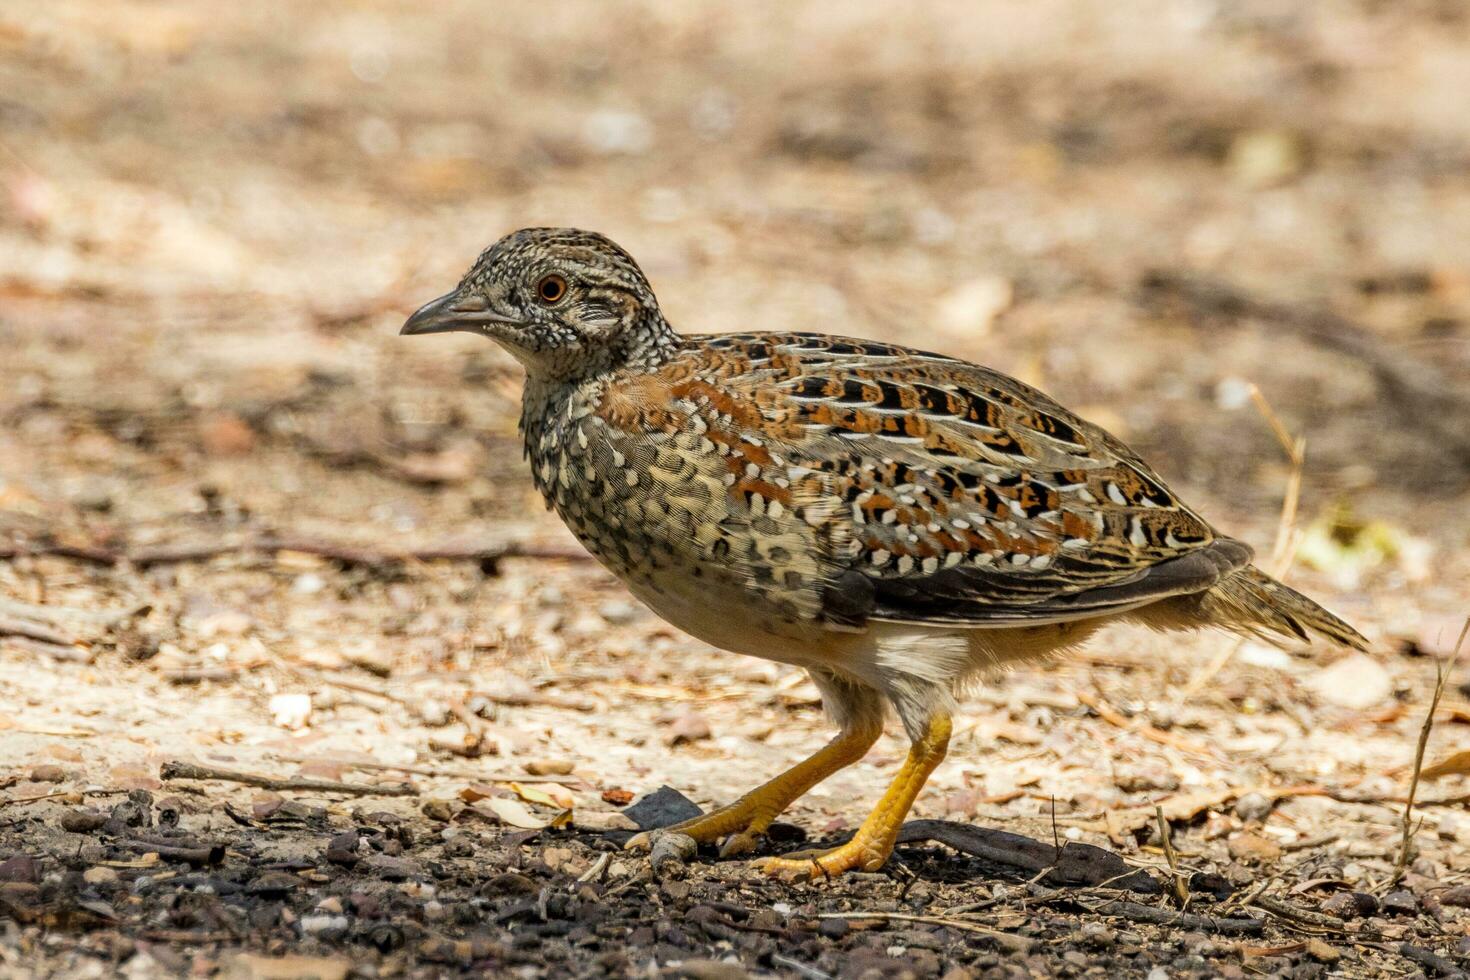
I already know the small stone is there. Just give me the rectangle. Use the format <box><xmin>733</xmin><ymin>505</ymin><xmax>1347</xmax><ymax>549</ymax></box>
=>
<box><xmin>363</xmin><ymin>854</ymin><xmax>421</xmax><ymax>881</ymax></box>
<box><xmin>268</xmin><ymin>692</ymin><xmax>312</xmax><ymax>730</ymax></box>
<box><xmin>1381</xmin><ymin>890</ymin><xmax>1417</xmax><ymax>917</ymax></box>
<box><xmin>1438</xmin><ymin>884</ymin><xmax>1470</xmax><ymax>907</ymax></box>
<box><xmin>525</xmin><ymin>758</ymin><xmax>574</xmax><ymax>776</ymax></box>
<box><xmin>0</xmin><ymin>855</ymin><xmax>39</xmax><ymax>883</ymax></box>
<box><xmin>818</xmin><ymin>917</ymin><xmax>850</xmax><ymax>939</ymax></box>
<box><xmin>1309</xmin><ymin>653</ymin><xmax>1392</xmax><ymax>710</ymax></box>
<box><xmin>421</xmin><ymin>799</ymin><xmax>456</xmax><ymax>822</ymax></box>
<box><xmin>542</xmin><ymin>847</ymin><xmax>575</xmax><ymax>872</ymax></box>
<box><xmin>325</xmin><ymin>830</ymin><xmax>360</xmax><ymax>865</ymax></box>
<box><xmin>669</xmin><ymin>960</ymin><xmax>749</xmax><ymax>980</ymax></box>
<box><xmin>1321</xmin><ymin>891</ymin><xmax>1378</xmax><ymax>918</ymax></box>
<box><xmin>1306</xmin><ymin>938</ymin><xmax>1341</xmax><ymax>963</ymax></box>
<box><xmin>83</xmin><ymin>866</ymin><xmax>119</xmax><ymax>887</ymax></box>
<box><xmin>300</xmin><ymin>914</ymin><xmax>349</xmax><ymax>939</ymax></box>
<box><xmin>625</xmin><ymin>786</ymin><xmax>703</xmax><ymax>830</ymax></box>
<box><xmin>1227</xmin><ymin>129</ymin><xmax>1306</xmax><ymax>188</ymax></box>
<box><xmin>597</xmin><ymin>600</ymin><xmax>640</xmax><ymax>625</ymax></box>
<box><xmin>1080</xmin><ymin>920</ymin><xmax>1115</xmax><ymax>947</ymax></box>
<box><xmin>665</xmin><ymin>712</ymin><xmax>711</xmax><ymax>745</ymax></box>
<box><xmin>1227</xmin><ymin>832</ymin><xmax>1282</xmax><ymax>864</ymax></box>
<box><xmin>247</xmin><ymin>872</ymin><xmax>304</xmax><ymax>896</ymax></box>
<box><xmin>28</xmin><ymin>765</ymin><xmax>66</xmax><ymax>783</ymax></box>
<box><xmin>60</xmin><ymin>809</ymin><xmax>108</xmax><ymax>833</ymax></box>
<box><xmin>1233</xmin><ymin>792</ymin><xmax>1273</xmax><ymax>822</ymax></box>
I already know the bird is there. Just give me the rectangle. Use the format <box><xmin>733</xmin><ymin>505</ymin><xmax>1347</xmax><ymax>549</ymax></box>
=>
<box><xmin>401</xmin><ymin>227</ymin><xmax>1368</xmax><ymax>879</ymax></box>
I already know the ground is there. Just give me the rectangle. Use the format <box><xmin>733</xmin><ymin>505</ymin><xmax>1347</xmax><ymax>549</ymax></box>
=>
<box><xmin>3</xmin><ymin>2</ymin><xmax>1470</xmax><ymax>977</ymax></box>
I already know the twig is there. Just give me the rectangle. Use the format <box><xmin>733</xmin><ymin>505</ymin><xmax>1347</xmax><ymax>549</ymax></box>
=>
<box><xmin>1</xmin><ymin>635</ymin><xmax>93</xmax><ymax>663</ymax></box>
<box><xmin>770</xmin><ymin>955</ymin><xmax>834</xmax><ymax>980</ymax></box>
<box><xmin>119</xmin><ymin>838</ymin><xmax>225</xmax><ymax>867</ymax></box>
<box><xmin>1248</xmin><ymin>894</ymin><xmax>1347</xmax><ymax>931</ymax></box>
<box><xmin>1155</xmin><ymin>805</ymin><xmax>1190</xmax><ymax>909</ymax></box>
<box><xmin>160</xmin><ymin>760</ymin><xmax>416</xmax><ymax>797</ymax></box>
<box><xmin>1026</xmin><ymin>885</ymin><xmax>1264</xmax><ymax>935</ymax></box>
<box><xmin>265</xmin><ymin>755</ymin><xmax>584</xmax><ymax>786</ymax></box>
<box><xmin>0</xmin><ymin>614</ymin><xmax>78</xmax><ymax>646</ymax></box>
<box><xmin>1395</xmin><ymin>617</ymin><xmax>1469</xmax><ymax>881</ymax></box>
<box><xmin>1</xmin><ymin>532</ymin><xmax>591</xmax><ymax>571</ymax></box>
<box><xmin>574</xmin><ymin>852</ymin><xmax>611</xmax><ymax>885</ymax></box>
<box><xmin>817</xmin><ymin>912</ymin><xmax>1035</xmax><ymax>951</ymax></box>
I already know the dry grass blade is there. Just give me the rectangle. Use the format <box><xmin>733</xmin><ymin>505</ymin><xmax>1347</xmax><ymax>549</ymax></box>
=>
<box><xmin>1395</xmin><ymin>616</ymin><xmax>1470</xmax><ymax>880</ymax></box>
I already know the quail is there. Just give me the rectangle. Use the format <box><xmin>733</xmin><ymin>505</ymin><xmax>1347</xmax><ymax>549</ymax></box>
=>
<box><xmin>401</xmin><ymin>227</ymin><xmax>1367</xmax><ymax>879</ymax></box>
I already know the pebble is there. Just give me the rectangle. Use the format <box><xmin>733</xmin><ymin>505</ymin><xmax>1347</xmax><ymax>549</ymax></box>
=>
<box><xmin>597</xmin><ymin>600</ymin><xmax>641</xmax><ymax>625</ymax></box>
<box><xmin>60</xmin><ymin>809</ymin><xmax>108</xmax><ymax>833</ymax></box>
<box><xmin>1306</xmin><ymin>938</ymin><xmax>1342</xmax><ymax>963</ymax></box>
<box><xmin>1438</xmin><ymin>884</ymin><xmax>1470</xmax><ymax>907</ymax></box>
<box><xmin>818</xmin><ymin>918</ymin><xmax>849</xmax><ymax>939</ymax></box>
<box><xmin>1227</xmin><ymin>831</ymin><xmax>1282</xmax><ymax>863</ymax></box>
<box><xmin>0</xmin><ymin>855</ymin><xmax>39</xmax><ymax>884</ymax></box>
<box><xmin>1080</xmin><ymin>920</ymin><xmax>1115</xmax><ymax>947</ymax></box>
<box><xmin>524</xmin><ymin>758</ymin><xmax>575</xmax><ymax>776</ymax></box>
<box><xmin>1322</xmin><ymin>891</ymin><xmax>1378</xmax><ymax>918</ymax></box>
<box><xmin>83</xmin><ymin>866</ymin><xmax>119</xmax><ymax>887</ymax></box>
<box><xmin>1233</xmin><ymin>792</ymin><xmax>1273</xmax><ymax>822</ymax></box>
<box><xmin>1308</xmin><ymin>653</ymin><xmax>1392</xmax><ymax>710</ymax></box>
<box><xmin>28</xmin><ymin>765</ymin><xmax>67</xmax><ymax>783</ymax></box>
<box><xmin>300</xmin><ymin>914</ymin><xmax>349</xmax><ymax>939</ymax></box>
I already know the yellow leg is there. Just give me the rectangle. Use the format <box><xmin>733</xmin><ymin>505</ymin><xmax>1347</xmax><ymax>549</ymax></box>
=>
<box><xmin>756</xmin><ymin>709</ymin><xmax>951</xmax><ymax>879</ymax></box>
<box><xmin>625</xmin><ymin>721</ymin><xmax>882</xmax><ymax>858</ymax></box>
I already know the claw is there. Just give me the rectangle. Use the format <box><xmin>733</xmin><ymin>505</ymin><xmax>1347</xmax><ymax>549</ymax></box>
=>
<box><xmin>716</xmin><ymin>830</ymin><xmax>762</xmax><ymax>858</ymax></box>
<box><xmin>623</xmin><ymin>831</ymin><xmax>654</xmax><ymax>853</ymax></box>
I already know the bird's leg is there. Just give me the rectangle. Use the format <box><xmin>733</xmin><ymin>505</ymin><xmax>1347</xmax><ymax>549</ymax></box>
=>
<box><xmin>756</xmin><ymin>709</ymin><xmax>951</xmax><ymax>879</ymax></box>
<box><xmin>624</xmin><ymin>720</ymin><xmax>882</xmax><ymax>858</ymax></box>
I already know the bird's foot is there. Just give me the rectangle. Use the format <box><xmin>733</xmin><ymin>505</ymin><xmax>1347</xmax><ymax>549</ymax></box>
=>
<box><xmin>754</xmin><ymin>834</ymin><xmax>890</xmax><ymax>880</ymax></box>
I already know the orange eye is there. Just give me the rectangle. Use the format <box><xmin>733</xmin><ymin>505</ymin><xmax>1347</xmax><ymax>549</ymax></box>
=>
<box><xmin>536</xmin><ymin>274</ymin><xmax>567</xmax><ymax>305</ymax></box>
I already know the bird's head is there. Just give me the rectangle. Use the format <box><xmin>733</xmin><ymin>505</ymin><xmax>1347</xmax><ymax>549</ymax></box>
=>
<box><xmin>400</xmin><ymin>227</ymin><xmax>675</xmax><ymax>381</ymax></box>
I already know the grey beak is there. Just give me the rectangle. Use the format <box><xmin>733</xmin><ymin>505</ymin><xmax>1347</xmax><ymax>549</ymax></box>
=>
<box><xmin>400</xmin><ymin>291</ymin><xmax>522</xmax><ymax>336</ymax></box>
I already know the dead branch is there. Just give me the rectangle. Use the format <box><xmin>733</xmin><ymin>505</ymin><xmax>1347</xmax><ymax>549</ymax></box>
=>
<box><xmin>160</xmin><ymin>760</ymin><xmax>417</xmax><ymax>797</ymax></box>
<box><xmin>0</xmin><ymin>531</ymin><xmax>592</xmax><ymax>572</ymax></box>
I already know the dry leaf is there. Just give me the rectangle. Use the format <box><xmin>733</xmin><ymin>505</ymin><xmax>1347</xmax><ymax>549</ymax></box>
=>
<box><xmin>475</xmin><ymin>796</ymin><xmax>547</xmax><ymax>829</ymax></box>
<box><xmin>509</xmin><ymin>781</ymin><xmax>576</xmax><ymax>809</ymax></box>
<box><xmin>1421</xmin><ymin>749</ymin><xmax>1470</xmax><ymax>781</ymax></box>
<box><xmin>458</xmin><ymin>783</ymin><xmax>498</xmax><ymax>803</ymax></box>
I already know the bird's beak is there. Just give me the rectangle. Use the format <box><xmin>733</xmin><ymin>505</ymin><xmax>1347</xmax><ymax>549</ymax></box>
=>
<box><xmin>400</xmin><ymin>291</ymin><xmax>523</xmax><ymax>336</ymax></box>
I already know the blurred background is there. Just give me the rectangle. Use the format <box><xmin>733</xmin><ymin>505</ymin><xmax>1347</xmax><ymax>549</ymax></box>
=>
<box><xmin>3</xmin><ymin>2</ymin><xmax>1470</xmax><ymax>972</ymax></box>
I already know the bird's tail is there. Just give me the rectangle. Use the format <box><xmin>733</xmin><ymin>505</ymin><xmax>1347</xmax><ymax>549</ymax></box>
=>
<box><xmin>1196</xmin><ymin>565</ymin><xmax>1369</xmax><ymax>651</ymax></box>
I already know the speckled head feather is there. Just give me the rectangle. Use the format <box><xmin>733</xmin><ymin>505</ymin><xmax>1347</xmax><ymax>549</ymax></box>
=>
<box><xmin>401</xmin><ymin>227</ymin><xmax>677</xmax><ymax>380</ymax></box>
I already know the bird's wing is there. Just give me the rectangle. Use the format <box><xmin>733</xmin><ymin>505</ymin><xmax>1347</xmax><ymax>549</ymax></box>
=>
<box><xmin>686</xmin><ymin>332</ymin><xmax>1251</xmax><ymax>629</ymax></box>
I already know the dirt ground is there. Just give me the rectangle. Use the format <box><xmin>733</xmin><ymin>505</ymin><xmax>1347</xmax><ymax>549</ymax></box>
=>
<box><xmin>3</xmin><ymin>2</ymin><xmax>1470</xmax><ymax>977</ymax></box>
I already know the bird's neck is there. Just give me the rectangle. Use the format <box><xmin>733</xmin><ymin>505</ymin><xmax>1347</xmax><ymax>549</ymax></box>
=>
<box><xmin>616</xmin><ymin>306</ymin><xmax>680</xmax><ymax>371</ymax></box>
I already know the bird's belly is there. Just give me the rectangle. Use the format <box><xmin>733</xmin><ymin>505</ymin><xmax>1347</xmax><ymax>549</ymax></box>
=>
<box><xmin>622</xmin><ymin>571</ymin><xmax>835</xmax><ymax>669</ymax></box>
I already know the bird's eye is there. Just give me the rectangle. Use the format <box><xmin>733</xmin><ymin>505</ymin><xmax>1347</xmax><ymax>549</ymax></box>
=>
<box><xmin>536</xmin><ymin>274</ymin><xmax>568</xmax><ymax>305</ymax></box>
